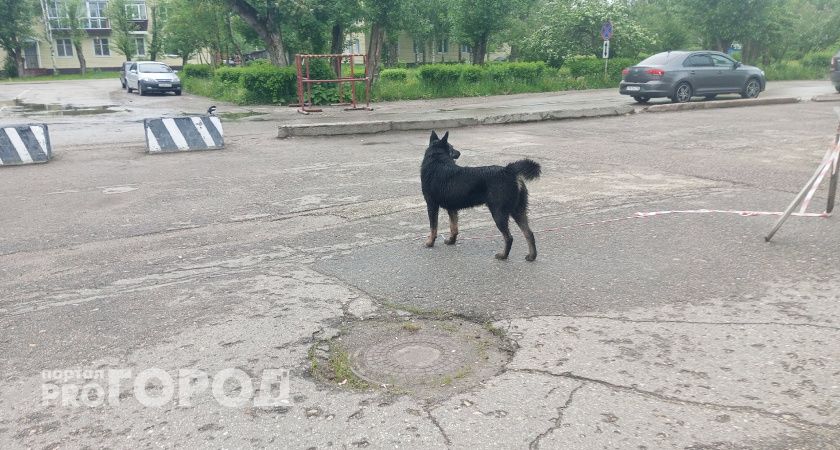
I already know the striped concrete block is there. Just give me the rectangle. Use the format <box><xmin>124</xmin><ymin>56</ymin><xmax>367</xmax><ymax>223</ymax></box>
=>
<box><xmin>144</xmin><ymin>116</ymin><xmax>224</xmax><ymax>153</ymax></box>
<box><xmin>0</xmin><ymin>124</ymin><xmax>52</xmax><ymax>166</ymax></box>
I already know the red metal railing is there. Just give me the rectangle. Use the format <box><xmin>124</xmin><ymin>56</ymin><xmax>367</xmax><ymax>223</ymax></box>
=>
<box><xmin>295</xmin><ymin>53</ymin><xmax>372</xmax><ymax>114</ymax></box>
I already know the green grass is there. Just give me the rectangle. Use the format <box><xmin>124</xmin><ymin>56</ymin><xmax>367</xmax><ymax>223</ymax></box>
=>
<box><xmin>0</xmin><ymin>70</ymin><xmax>119</xmax><ymax>83</ymax></box>
<box><xmin>764</xmin><ymin>60</ymin><xmax>827</xmax><ymax>81</ymax></box>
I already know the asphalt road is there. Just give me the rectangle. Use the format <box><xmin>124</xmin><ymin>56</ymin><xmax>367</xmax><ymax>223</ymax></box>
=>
<box><xmin>0</xmin><ymin>79</ymin><xmax>839</xmax><ymax>449</ymax></box>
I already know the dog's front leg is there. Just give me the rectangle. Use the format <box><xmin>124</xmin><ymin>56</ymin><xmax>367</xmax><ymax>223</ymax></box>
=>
<box><xmin>444</xmin><ymin>209</ymin><xmax>458</xmax><ymax>245</ymax></box>
<box><xmin>425</xmin><ymin>202</ymin><xmax>439</xmax><ymax>247</ymax></box>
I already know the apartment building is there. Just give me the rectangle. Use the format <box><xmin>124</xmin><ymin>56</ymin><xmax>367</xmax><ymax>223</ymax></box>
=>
<box><xmin>1</xmin><ymin>0</ymin><xmax>188</xmax><ymax>75</ymax></box>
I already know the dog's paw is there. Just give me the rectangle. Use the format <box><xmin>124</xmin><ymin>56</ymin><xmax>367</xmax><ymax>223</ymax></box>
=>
<box><xmin>424</xmin><ymin>239</ymin><xmax>435</xmax><ymax>248</ymax></box>
<box><xmin>495</xmin><ymin>253</ymin><xmax>509</xmax><ymax>260</ymax></box>
<box><xmin>444</xmin><ymin>237</ymin><xmax>457</xmax><ymax>245</ymax></box>
<box><xmin>525</xmin><ymin>254</ymin><xmax>537</xmax><ymax>262</ymax></box>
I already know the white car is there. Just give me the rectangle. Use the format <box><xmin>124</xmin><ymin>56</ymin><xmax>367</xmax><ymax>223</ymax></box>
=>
<box><xmin>126</xmin><ymin>62</ymin><xmax>182</xmax><ymax>96</ymax></box>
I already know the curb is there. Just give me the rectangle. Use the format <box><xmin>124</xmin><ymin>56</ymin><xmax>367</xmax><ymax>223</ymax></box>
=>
<box><xmin>644</xmin><ymin>96</ymin><xmax>800</xmax><ymax>113</ymax></box>
<box><xmin>277</xmin><ymin>105</ymin><xmax>635</xmax><ymax>138</ymax></box>
<box><xmin>812</xmin><ymin>94</ymin><xmax>840</xmax><ymax>103</ymax></box>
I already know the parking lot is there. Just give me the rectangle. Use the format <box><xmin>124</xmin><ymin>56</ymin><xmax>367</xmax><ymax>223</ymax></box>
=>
<box><xmin>1</xmin><ymin>79</ymin><xmax>839</xmax><ymax>448</ymax></box>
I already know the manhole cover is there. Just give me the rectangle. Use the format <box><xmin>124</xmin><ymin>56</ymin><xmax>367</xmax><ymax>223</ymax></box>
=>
<box><xmin>320</xmin><ymin>319</ymin><xmax>511</xmax><ymax>395</ymax></box>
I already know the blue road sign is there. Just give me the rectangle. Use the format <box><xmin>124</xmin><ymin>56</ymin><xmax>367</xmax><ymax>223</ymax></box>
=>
<box><xmin>601</xmin><ymin>21</ymin><xmax>613</xmax><ymax>40</ymax></box>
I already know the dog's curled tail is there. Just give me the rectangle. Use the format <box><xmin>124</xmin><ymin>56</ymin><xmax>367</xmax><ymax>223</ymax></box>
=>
<box><xmin>507</xmin><ymin>159</ymin><xmax>541</xmax><ymax>181</ymax></box>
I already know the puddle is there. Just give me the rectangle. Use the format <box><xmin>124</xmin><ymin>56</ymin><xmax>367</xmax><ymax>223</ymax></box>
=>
<box><xmin>218</xmin><ymin>111</ymin><xmax>268</xmax><ymax>120</ymax></box>
<box><xmin>0</xmin><ymin>99</ymin><xmax>119</xmax><ymax>116</ymax></box>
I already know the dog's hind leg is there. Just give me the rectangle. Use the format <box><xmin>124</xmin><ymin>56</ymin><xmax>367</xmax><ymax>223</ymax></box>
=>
<box><xmin>513</xmin><ymin>210</ymin><xmax>537</xmax><ymax>262</ymax></box>
<box><xmin>425</xmin><ymin>202</ymin><xmax>439</xmax><ymax>248</ymax></box>
<box><xmin>489</xmin><ymin>206</ymin><xmax>514</xmax><ymax>260</ymax></box>
<box><xmin>444</xmin><ymin>209</ymin><xmax>459</xmax><ymax>245</ymax></box>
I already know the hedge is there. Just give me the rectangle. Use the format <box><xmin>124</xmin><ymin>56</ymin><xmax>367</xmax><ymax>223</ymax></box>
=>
<box><xmin>380</xmin><ymin>68</ymin><xmax>408</xmax><ymax>81</ymax></box>
<box><xmin>564</xmin><ymin>55</ymin><xmax>638</xmax><ymax>82</ymax></box>
<box><xmin>182</xmin><ymin>64</ymin><xmax>212</xmax><ymax>79</ymax></box>
<box><xmin>238</xmin><ymin>65</ymin><xmax>297</xmax><ymax>103</ymax></box>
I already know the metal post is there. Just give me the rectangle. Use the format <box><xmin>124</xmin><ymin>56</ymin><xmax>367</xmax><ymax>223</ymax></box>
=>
<box><xmin>825</xmin><ymin>115</ymin><xmax>840</xmax><ymax>213</ymax></box>
<box><xmin>766</xmin><ymin>147</ymin><xmax>834</xmax><ymax>242</ymax></box>
<box><xmin>295</xmin><ymin>54</ymin><xmax>306</xmax><ymax>114</ymax></box>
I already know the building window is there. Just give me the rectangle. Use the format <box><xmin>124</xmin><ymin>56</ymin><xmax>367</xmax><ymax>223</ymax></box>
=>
<box><xmin>461</xmin><ymin>44</ymin><xmax>471</xmax><ymax>53</ymax></box>
<box><xmin>86</xmin><ymin>1</ymin><xmax>109</xmax><ymax>29</ymax></box>
<box><xmin>344</xmin><ymin>38</ymin><xmax>360</xmax><ymax>54</ymax></box>
<box><xmin>56</xmin><ymin>38</ymin><xmax>73</xmax><ymax>57</ymax></box>
<box><xmin>126</xmin><ymin>2</ymin><xmax>147</xmax><ymax>20</ymax></box>
<box><xmin>437</xmin><ymin>39</ymin><xmax>449</xmax><ymax>53</ymax></box>
<box><xmin>93</xmin><ymin>37</ymin><xmax>110</xmax><ymax>56</ymax></box>
<box><xmin>135</xmin><ymin>37</ymin><xmax>146</xmax><ymax>56</ymax></box>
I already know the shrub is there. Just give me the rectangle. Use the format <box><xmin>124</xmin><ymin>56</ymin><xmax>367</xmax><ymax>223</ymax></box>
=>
<box><xmin>182</xmin><ymin>64</ymin><xmax>212</xmax><ymax>79</ymax></box>
<box><xmin>214</xmin><ymin>67</ymin><xmax>243</xmax><ymax>85</ymax></box>
<box><xmin>486</xmin><ymin>63</ymin><xmax>513</xmax><ymax>81</ymax></box>
<box><xmin>507</xmin><ymin>62</ymin><xmax>548</xmax><ymax>82</ymax></box>
<box><xmin>418</xmin><ymin>64</ymin><xmax>462</xmax><ymax>87</ymax></box>
<box><xmin>460</xmin><ymin>65</ymin><xmax>484</xmax><ymax>83</ymax></box>
<box><xmin>564</xmin><ymin>55</ymin><xmax>604</xmax><ymax>78</ymax></box>
<box><xmin>380</xmin><ymin>68</ymin><xmax>408</xmax><ymax>81</ymax></box>
<box><xmin>239</xmin><ymin>65</ymin><xmax>297</xmax><ymax>103</ymax></box>
<box><xmin>801</xmin><ymin>50</ymin><xmax>835</xmax><ymax>70</ymax></box>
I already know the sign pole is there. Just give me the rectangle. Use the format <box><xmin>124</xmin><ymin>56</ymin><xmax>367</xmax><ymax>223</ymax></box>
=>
<box><xmin>600</xmin><ymin>21</ymin><xmax>613</xmax><ymax>80</ymax></box>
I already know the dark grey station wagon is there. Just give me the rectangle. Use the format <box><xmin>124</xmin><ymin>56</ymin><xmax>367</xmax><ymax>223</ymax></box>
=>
<box><xmin>619</xmin><ymin>51</ymin><xmax>766</xmax><ymax>104</ymax></box>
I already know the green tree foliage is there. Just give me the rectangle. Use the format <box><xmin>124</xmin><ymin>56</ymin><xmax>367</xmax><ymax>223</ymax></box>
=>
<box><xmin>63</xmin><ymin>0</ymin><xmax>88</xmax><ymax>74</ymax></box>
<box><xmin>107</xmin><ymin>0</ymin><xmax>138</xmax><ymax>61</ymax></box>
<box><xmin>519</xmin><ymin>0</ymin><xmax>656</xmax><ymax>67</ymax></box>
<box><xmin>0</xmin><ymin>0</ymin><xmax>39</xmax><ymax>77</ymax></box>
<box><xmin>451</xmin><ymin>0</ymin><xmax>531</xmax><ymax>64</ymax></box>
<box><xmin>362</xmin><ymin>0</ymin><xmax>405</xmax><ymax>78</ymax></box>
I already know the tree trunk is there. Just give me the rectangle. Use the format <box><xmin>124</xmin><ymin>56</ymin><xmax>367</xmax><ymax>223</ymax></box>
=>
<box><xmin>225</xmin><ymin>0</ymin><xmax>287</xmax><ymax>66</ymax></box>
<box><xmin>471</xmin><ymin>35</ymin><xmax>487</xmax><ymax>65</ymax></box>
<box><xmin>74</xmin><ymin>42</ymin><xmax>86</xmax><ymax>75</ymax></box>
<box><xmin>330</xmin><ymin>23</ymin><xmax>343</xmax><ymax>75</ymax></box>
<box><xmin>366</xmin><ymin>22</ymin><xmax>384</xmax><ymax>80</ymax></box>
<box><xmin>13</xmin><ymin>47</ymin><xmax>26</xmax><ymax>78</ymax></box>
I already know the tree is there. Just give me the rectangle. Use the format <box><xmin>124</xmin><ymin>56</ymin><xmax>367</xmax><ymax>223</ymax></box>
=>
<box><xmin>402</xmin><ymin>0</ymin><xmax>452</xmax><ymax>63</ymax></box>
<box><xmin>363</xmin><ymin>0</ymin><xmax>405</xmax><ymax>78</ymax></box>
<box><xmin>107</xmin><ymin>0</ymin><xmax>138</xmax><ymax>60</ymax></box>
<box><xmin>223</xmin><ymin>0</ymin><xmax>288</xmax><ymax>65</ymax></box>
<box><xmin>147</xmin><ymin>0</ymin><xmax>164</xmax><ymax>60</ymax></box>
<box><xmin>451</xmin><ymin>0</ymin><xmax>526</xmax><ymax>64</ymax></box>
<box><xmin>519</xmin><ymin>0</ymin><xmax>656</xmax><ymax>66</ymax></box>
<box><xmin>63</xmin><ymin>0</ymin><xmax>88</xmax><ymax>74</ymax></box>
<box><xmin>0</xmin><ymin>0</ymin><xmax>39</xmax><ymax>77</ymax></box>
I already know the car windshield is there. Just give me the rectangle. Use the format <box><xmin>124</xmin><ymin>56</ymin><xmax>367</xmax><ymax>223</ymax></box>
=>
<box><xmin>637</xmin><ymin>52</ymin><xmax>677</xmax><ymax>66</ymax></box>
<box><xmin>139</xmin><ymin>64</ymin><xmax>172</xmax><ymax>73</ymax></box>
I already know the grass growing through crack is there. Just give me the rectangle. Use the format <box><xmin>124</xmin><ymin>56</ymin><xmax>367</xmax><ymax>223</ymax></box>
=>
<box><xmin>483</xmin><ymin>322</ymin><xmax>507</xmax><ymax>338</ymax></box>
<box><xmin>402</xmin><ymin>322</ymin><xmax>422</xmax><ymax>332</ymax></box>
<box><xmin>327</xmin><ymin>345</ymin><xmax>370</xmax><ymax>389</ymax></box>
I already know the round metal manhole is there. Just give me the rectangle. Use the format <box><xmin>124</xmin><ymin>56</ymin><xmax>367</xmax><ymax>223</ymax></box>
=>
<box><xmin>323</xmin><ymin>319</ymin><xmax>511</xmax><ymax>395</ymax></box>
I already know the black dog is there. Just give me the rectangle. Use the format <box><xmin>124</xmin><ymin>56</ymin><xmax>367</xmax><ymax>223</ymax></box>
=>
<box><xmin>421</xmin><ymin>131</ymin><xmax>541</xmax><ymax>261</ymax></box>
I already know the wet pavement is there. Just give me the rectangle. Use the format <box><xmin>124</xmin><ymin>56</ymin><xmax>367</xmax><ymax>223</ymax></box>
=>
<box><xmin>0</xmin><ymin>78</ymin><xmax>839</xmax><ymax>448</ymax></box>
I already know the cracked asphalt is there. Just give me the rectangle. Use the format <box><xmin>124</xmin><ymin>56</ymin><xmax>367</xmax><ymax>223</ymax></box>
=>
<box><xmin>0</xmin><ymin>79</ymin><xmax>839</xmax><ymax>449</ymax></box>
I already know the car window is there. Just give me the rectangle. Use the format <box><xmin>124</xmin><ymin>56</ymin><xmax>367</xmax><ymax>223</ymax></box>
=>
<box><xmin>710</xmin><ymin>54</ymin><xmax>734</xmax><ymax>68</ymax></box>
<box><xmin>129</xmin><ymin>63</ymin><xmax>136</xmax><ymax>71</ymax></box>
<box><xmin>139</xmin><ymin>64</ymin><xmax>172</xmax><ymax>73</ymax></box>
<box><xmin>685</xmin><ymin>54</ymin><xmax>713</xmax><ymax>67</ymax></box>
<box><xmin>638</xmin><ymin>52</ymin><xmax>675</xmax><ymax>66</ymax></box>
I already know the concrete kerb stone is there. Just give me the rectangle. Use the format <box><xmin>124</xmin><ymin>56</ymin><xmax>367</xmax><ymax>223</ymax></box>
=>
<box><xmin>644</xmin><ymin>96</ymin><xmax>800</xmax><ymax>113</ymax></box>
<box><xmin>812</xmin><ymin>94</ymin><xmax>840</xmax><ymax>103</ymax></box>
<box><xmin>277</xmin><ymin>105</ymin><xmax>635</xmax><ymax>138</ymax></box>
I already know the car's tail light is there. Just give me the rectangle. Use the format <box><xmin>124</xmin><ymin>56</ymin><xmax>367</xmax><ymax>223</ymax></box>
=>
<box><xmin>622</xmin><ymin>68</ymin><xmax>630</xmax><ymax>76</ymax></box>
<box><xmin>646</xmin><ymin>68</ymin><xmax>665</xmax><ymax>76</ymax></box>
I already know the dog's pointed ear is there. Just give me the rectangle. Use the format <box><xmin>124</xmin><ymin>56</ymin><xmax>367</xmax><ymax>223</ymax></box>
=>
<box><xmin>429</xmin><ymin>130</ymin><xmax>439</xmax><ymax>145</ymax></box>
<box><xmin>441</xmin><ymin>131</ymin><xmax>449</xmax><ymax>144</ymax></box>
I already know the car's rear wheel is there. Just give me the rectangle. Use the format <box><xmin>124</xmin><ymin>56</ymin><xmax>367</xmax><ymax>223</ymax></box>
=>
<box><xmin>632</xmin><ymin>95</ymin><xmax>650</xmax><ymax>104</ymax></box>
<box><xmin>127</xmin><ymin>83</ymin><xmax>133</xmax><ymax>93</ymax></box>
<box><xmin>741</xmin><ymin>78</ymin><xmax>761</xmax><ymax>99</ymax></box>
<box><xmin>704</xmin><ymin>94</ymin><xmax>717</xmax><ymax>100</ymax></box>
<box><xmin>672</xmin><ymin>82</ymin><xmax>692</xmax><ymax>103</ymax></box>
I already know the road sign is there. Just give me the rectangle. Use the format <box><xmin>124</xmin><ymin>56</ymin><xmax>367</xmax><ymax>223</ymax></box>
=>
<box><xmin>600</xmin><ymin>21</ymin><xmax>613</xmax><ymax>41</ymax></box>
<box><xmin>602</xmin><ymin>40</ymin><xmax>610</xmax><ymax>59</ymax></box>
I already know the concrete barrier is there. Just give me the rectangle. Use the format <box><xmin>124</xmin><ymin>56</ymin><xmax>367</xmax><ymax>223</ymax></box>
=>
<box><xmin>0</xmin><ymin>124</ymin><xmax>52</xmax><ymax>166</ymax></box>
<box><xmin>144</xmin><ymin>116</ymin><xmax>224</xmax><ymax>153</ymax></box>
<box><xmin>644</xmin><ymin>97</ymin><xmax>800</xmax><ymax>113</ymax></box>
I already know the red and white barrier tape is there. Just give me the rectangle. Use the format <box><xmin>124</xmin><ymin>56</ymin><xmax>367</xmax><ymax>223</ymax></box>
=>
<box><xmin>418</xmin><ymin>208</ymin><xmax>831</xmax><ymax>242</ymax></box>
